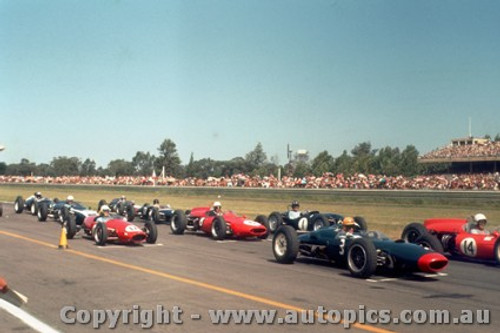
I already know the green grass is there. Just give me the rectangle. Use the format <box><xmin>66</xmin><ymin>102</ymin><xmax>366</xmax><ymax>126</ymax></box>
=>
<box><xmin>1</xmin><ymin>184</ymin><xmax>499</xmax><ymax>238</ymax></box>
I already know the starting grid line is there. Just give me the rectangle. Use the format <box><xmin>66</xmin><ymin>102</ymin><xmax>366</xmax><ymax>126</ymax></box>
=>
<box><xmin>96</xmin><ymin>243</ymin><xmax>164</xmax><ymax>249</ymax></box>
<box><xmin>366</xmin><ymin>272</ymin><xmax>448</xmax><ymax>283</ymax></box>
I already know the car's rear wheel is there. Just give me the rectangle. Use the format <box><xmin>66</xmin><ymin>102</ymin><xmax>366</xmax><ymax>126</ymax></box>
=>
<box><xmin>255</xmin><ymin>215</ymin><xmax>270</xmax><ymax>239</ymax></box>
<box><xmin>150</xmin><ymin>207</ymin><xmax>160</xmax><ymax>224</ymax></box>
<box><xmin>144</xmin><ymin>222</ymin><xmax>158</xmax><ymax>244</ymax></box>
<box><xmin>268</xmin><ymin>212</ymin><xmax>284</xmax><ymax>233</ymax></box>
<box><xmin>494</xmin><ymin>239</ymin><xmax>500</xmax><ymax>265</ymax></box>
<box><xmin>126</xmin><ymin>204</ymin><xmax>135</xmax><ymax>222</ymax></box>
<box><xmin>272</xmin><ymin>226</ymin><xmax>299</xmax><ymax>264</ymax></box>
<box><xmin>354</xmin><ymin>216</ymin><xmax>368</xmax><ymax>231</ymax></box>
<box><xmin>14</xmin><ymin>196</ymin><xmax>24</xmax><ymax>214</ymax></box>
<box><xmin>415</xmin><ymin>233</ymin><xmax>445</xmax><ymax>254</ymax></box>
<box><xmin>0</xmin><ymin>204</ymin><xmax>3</xmax><ymax>217</ymax></box>
<box><xmin>97</xmin><ymin>199</ymin><xmax>107</xmax><ymax>212</ymax></box>
<box><xmin>93</xmin><ymin>222</ymin><xmax>108</xmax><ymax>246</ymax></box>
<box><xmin>211</xmin><ymin>216</ymin><xmax>227</xmax><ymax>240</ymax></box>
<box><xmin>59</xmin><ymin>206</ymin><xmax>69</xmax><ymax>223</ymax></box>
<box><xmin>170</xmin><ymin>210</ymin><xmax>186</xmax><ymax>235</ymax></box>
<box><xmin>347</xmin><ymin>238</ymin><xmax>377</xmax><ymax>278</ymax></box>
<box><xmin>401</xmin><ymin>222</ymin><xmax>428</xmax><ymax>243</ymax></box>
<box><xmin>312</xmin><ymin>215</ymin><xmax>328</xmax><ymax>231</ymax></box>
<box><xmin>37</xmin><ymin>203</ymin><xmax>48</xmax><ymax>222</ymax></box>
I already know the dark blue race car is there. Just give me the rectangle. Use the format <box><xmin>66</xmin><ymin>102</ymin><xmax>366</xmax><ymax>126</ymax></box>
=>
<box><xmin>272</xmin><ymin>224</ymin><xmax>448</xmax><ymax>278</ymax></box>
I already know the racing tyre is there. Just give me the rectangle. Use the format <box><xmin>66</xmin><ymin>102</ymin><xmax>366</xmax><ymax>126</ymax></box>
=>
<box><xmin>93</xmin><ymin>222</ymin><xmax>108</xmax><ymax>246</ymax></box>
<box><xmin>37</xmin><ymin>203</ymin><xmax>48</xmax><ymax>222</ymax></box>
<box><xmin>414</xmin><ymin>233</ymin><xmax>444</xmax><ymax>254</ymax></box>
<box><xmin>64</xmin><ymin>215</ymin><xmax>77</xmax><ymax>240</ymax></box>
<box><xmin>312</xmin><ymin>215</ymin><xmax>328</xmax><ymax>231</ymax></box>
<box><xmin>354</xmin><ymin>216</ymin><xmax>368</xmax><ymax>231</ymax></box>
<box><xmin>346</xmin><ymin>238</ymin><xmax>378</xmax><ymax>278</ymax></box>
<box><xmin>59</xmin><ymin>206</ymin><xmax>70</xmax><ymax>223</ymax></box>
<box><xmin>0</xmin><ymin>204</ymin><xmax>3</xmax><ymax>217</ymax></box>
<box><xmin>150</xmin><ymin>207</ymin><xmax>160</xmax><ymax>224</ymax></box>
<box><xmin>401</xmin><ymin>223</ymin><xmax>428</xmax><ymax>243</ymax></box>
<box><xmin>494</xmin><ymin>239</ymin><xmax>500</xmax><ymax>265</ymax></box>
<box><xmin>255</xmin><ymin>215</ymin><xmax>270</xmax><ymax>239</ymax></box>
<box><xmin>272</xmin><ymin>226</ymin><xmax>299</xmax><ymax>264</ymax></box>
<box><xmin>97</xmin><ymin>199</ymin><xmax>107</xmax><ymax>212</ymax></box>
<box><xmin>170</xmin><ymin>210</ymin><xmax>186</xmax><ymax>235</ymax></box>
<box><xmin>211</xmin><ymin>216</ymin><xmax>227</xmax><ymax>240</ymax></box>
<box><xmin>14</xmin><ymin>196</ymin><xmax>24</xmax><ymax>214</ymax></box>
<box><xmin>126</xmin><ymin>204</ymin><xmax>135</xmax><ymax>222</ymax></box>
<box><xmin>268</xmin><ymin>212</ymin><xmax>284</xmax><ymax>233</ymax></box>
<box><xmin>30</xmin><ymin>201</ymin><xmax>38</xmax><ymax>215</ymax></box>
<box><xmin>144</xmin><ymin>222</ymin><xmax>158</xmax><ymax>244</ymax></box>
<box><xmin>116</xmin><ymin>202</ymin><xmax>125</xmax><ymax>216</ymax></box>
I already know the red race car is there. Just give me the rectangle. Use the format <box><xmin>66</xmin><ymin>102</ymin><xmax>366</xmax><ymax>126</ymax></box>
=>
<box><xmin>170</xmin><ymin>206</ymin><xmax>269</xmax><ymax>240</ymax></box>
<box><xmin>401</xmin><ymin>217</ymin><xmax>500</xmax><ymax>263</ymax></box>
<box><xmin>81</xmin><ymin>214</ymin><xmax>158</xmax><ymax>246</ymax></box>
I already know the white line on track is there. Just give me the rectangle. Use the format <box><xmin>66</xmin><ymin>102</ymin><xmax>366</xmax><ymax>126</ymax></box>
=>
<box><xmin>0</xmin><ymin>299</ymin><xmax>61</xmax><ymax>333</ymax></box>
<box><xmin>216</xmin><ymin>240</ymin><xmax>237</xmax><ymax>244</ymax></box>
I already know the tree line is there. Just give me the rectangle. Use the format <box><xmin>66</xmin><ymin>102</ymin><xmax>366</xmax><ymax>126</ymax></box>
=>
<box><xmin>0</xmin><ymin>138</ymin><xmax>456</xmax><ymax>178</ymax></box>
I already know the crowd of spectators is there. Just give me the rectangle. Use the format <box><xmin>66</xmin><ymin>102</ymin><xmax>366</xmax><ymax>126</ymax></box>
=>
<box><xmin>420</xmin><ymin>141</ymin><xmax>500</xmax><ymax>160</ymax></box>
<box><xmin>1</xmin><ymin>172</ymin><xmax>499</xmax><ymax>191</ymax></box>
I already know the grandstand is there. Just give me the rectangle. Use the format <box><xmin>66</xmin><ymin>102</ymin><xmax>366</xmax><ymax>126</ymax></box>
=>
<box><xmin>419</xmin><ymin>136</ymin><xmax>500</xmax><ymax>173</ymax></box>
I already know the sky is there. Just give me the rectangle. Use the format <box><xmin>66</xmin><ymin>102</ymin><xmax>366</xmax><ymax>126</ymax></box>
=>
<box><xmin>1</xmin><ymin>0</ymin><xmax>499</xmax><ymax>168</ymax></box>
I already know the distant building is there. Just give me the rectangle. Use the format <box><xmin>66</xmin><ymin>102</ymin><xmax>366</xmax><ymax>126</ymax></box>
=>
<box><xmin>419</xmin><ymin>137</ymin><xmax>500</xmax><ymax>173</ymax></box>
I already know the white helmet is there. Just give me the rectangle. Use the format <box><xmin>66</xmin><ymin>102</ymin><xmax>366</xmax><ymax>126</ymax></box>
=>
<box><xmin>100</xmin><ymin>205</ymin><xmax>110</xmax><ymax>212</ymax></box>
<box><xmin>474</xmin><ymin>213</ymin><xmax>487</xmax><ymax>223</ymax></box>
<box><xmin>213</xmin><ymin>201</ymin><xmax>222</xmax><ymax>208</ymax></box>
<box><xmin>67</xmin><ymin>195</ymin><xmax>74</xmax><ymax>201</ymax></box>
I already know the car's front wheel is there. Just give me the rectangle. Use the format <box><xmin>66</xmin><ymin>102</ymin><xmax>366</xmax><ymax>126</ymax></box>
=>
<box><xmin>414</xmin><ymin>233</ymin><xmax>444</xmax><ymax>254</ymax></box>
<box><xmin>272</xmin><ymin>226</ymin><xmax>299</xmax><ymax>264</ymax></box>
<box><xmin>170</xmin><ymin>210</ymin><xmax>187</xmax><ymax>235</ymax></box>
<box><xmin>211</xmin><ymin>216</ymin><xmax>227</xmax><ymax>240</ymax></box>
<box><xmin>401</xmin><ymin>222</ymin><xmax>428</xmax><ymax>243</ymax></box>
<box><xmin>93</xmin><ymin>222</ymin><xmax>108</xmax><ymax>246</ymax></box>
<box><xmin>14</xmin><ymin>196</ymin><xmax>24</xmax><ymax>214</ymax></box>
<box><xmin>144</xmin><ymin>222</ymin><xmax>158</xmax><ymax>244</ymax></box>
<box><xmin>346</xmin><ymin>238</ymin><xmax>377</xmax><ymax>278</ymax></box>
<box><xmin>255</xmin><ymin>215</ymin><xmax>270</xmax><ymax>239</ymax></box>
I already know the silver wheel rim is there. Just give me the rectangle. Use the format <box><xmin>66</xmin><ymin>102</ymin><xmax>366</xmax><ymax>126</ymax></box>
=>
<box><xmin>274</xmin><ymin>233</ymin><xmax>287</xmax><ymax>257</ymax></box>
<box><xmin>14</xmin><ymin>202</ymin><xmax>18</xmax><ymax>211</ymax></box>
<box><xmin>211</xmin><ymin>223</ymin><xmax>217</xmax><ymax>237</ymax></box>
<box><xmin>348</xmin><ymin>244</ymin><xmax>367</xmax><ymax>272</ymax></box>
<box><xmin>31</xmin><ymin>205</ymin><xmax>36</xmax><ymax>214</ymax></box>
<box><xmin>269</xmin><ymin>217</ymin><xmax>277</xmax><ymax>231</ymax></box>
<box><xmin>313</xmin><ymin>221</ymin><xmax>323</xmax><ymax>231</ymax></box>
<box><xmin>171</xmin><ymin>217</ymin><xmax>177</xmax><ymax>231</ymax></box>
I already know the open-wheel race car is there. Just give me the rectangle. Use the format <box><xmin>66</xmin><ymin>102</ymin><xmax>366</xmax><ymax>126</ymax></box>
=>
<box><xmin>98</xmin><ymin>198</ymin><xmax>141</xmax><ymax>222</ymax></box>
<box><xmin>170</xmin><ymin>206</ymin><xmax>269</xmax><ymax>240</ymax></box>
<box><xmin>272</xmin><ymin>224</ymin><xmax>448</xmax><ymax>278</ymax></box>
<box><xmin>36</xmin><ymin>197</ymin><xmax>97</xmax><ymax>239</ymax></box>
<box><xmin>268</xmin><ymin>210</ymin><xmax>367</xmax><ymax>233</ymax></box>
<box><xmin>81</xmin><ymin>212</ymin><xmax>158</xmax><ymax>246</ymax></box>
<box><xmin>401</xmin><ymin>216</ymin><xmax>500</xmax><ymax>263</ymax></box>
<box><xmin>14</xmin><ymin>192</ymin><xmax>52</xmax><ymax>216</ymax></box>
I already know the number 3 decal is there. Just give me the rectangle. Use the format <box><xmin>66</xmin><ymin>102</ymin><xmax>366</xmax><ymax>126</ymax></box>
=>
<box><xmin>460</xmin><ymin>238</ymin><xmax>477</xmax><ymax>257</ymax></box>
<box><xmin>339</xmin><ymin>237</ymin><xmax>346</xmax><ymax>256</ymax></box>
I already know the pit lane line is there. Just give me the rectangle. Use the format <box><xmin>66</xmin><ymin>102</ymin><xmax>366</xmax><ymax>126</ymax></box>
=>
<box><xmin>0</xmin><ymin>230</ymin><xmax>395</xmax><ymax>333</ymax></box>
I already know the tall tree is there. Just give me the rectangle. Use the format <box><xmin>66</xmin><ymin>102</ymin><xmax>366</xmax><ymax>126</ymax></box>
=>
<box><xmin>80</xmin><ymin>158</ymin><xmax>97</xmax><ymax>176</ymax></box>
<box><xmin>50</xmin><ymin>156</ymin><xmax>81</xmax><ymax>176</ymax></box>
<box><xmin>107</xmin><ymin>159</ymin><xmax>135</xmax><ymax>177</ymax></box>
<box><xmin>245</xmin><ymin>142</ymin><xmax>267</xmax><ymax>171</ymax></box>
<box><xmin>399</xmin><ymin>145</ymin><xmax>420</xmax><ymax>176</ymax></box>
<box><xmin>132</xmin><ymin>151</ymin><xmax>156</xmax><ymax>176</ymax></box>
<box><xmin>311</xmin><ymin>151</ymin><xmax>333</xmax><ymax>176</ymax></box>
<box><xmin>156</xmin><ymin>139</ymin><xmax>182</xmax><ymax>177</ymax></box>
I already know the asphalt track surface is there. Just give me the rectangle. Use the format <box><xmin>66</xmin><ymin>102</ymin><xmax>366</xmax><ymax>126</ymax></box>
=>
<box><xmin>0</xmin><ymin>203</ymin><xmax>498</xmax><ymax>333</ymax></box>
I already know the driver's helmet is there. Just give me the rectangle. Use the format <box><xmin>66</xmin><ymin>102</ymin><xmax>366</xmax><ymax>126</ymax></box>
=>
<box><xmin>99</xmin><ymin>205</ymin><xmax>111</xmax><ymax>216</ymax></box>
<box><xmin>34</xmin><ymin>191</ymin><xmax>42</xmax><ymax>199</ymax></box>
<box><xmin>153</xmin><ymin>198</ymin><xmax>160</xmax><ymax>205</ymax></box>
<box><xmin>66</xmin><ymin>195</ymin><xmax>74</xmax><ymax>203</ymax></box>
<box><xmin>342</xmin><ymin>217</ymin><xmax>356</xmax><ymax>230</ymax></box>
<box><xmin>291</xmin><ymin>200</ymin><xmax>300</xmax><ymax>209</ymax></box>
<box><xmin>213</xmin><ymin>201</ymin><xmax>222</xmax><ymax>211</ymax></box>
<box><xmin>120</xmin><ymin>195</ymin><xmax>126</xmax><ymax>201</ymax></box>
<box><xmin>473</xmin><ymin>213</ymin><xmax>487</xmax><ymax>226</ymax></box>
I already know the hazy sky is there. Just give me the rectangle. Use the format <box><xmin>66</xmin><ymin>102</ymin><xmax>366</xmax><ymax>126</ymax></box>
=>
<box><xmin>1</xmin><ymin>0</ymin><xmax>499</xmax><ymax>167</ymax></box>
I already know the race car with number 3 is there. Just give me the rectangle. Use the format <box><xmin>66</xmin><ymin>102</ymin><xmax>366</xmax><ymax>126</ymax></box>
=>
<box><xmin>170</xmin><ymin>206</ymin><xmax>269</xmax><ymax>240</ymax></box>
<box><xmin>273</xmin><ymin>224</ymin><xmax>448</xmax><ymax>278</ymax></box>
<box><xmin>401</xmin><ymin>217</ymin><xmax>500</xmax><ymax>263</ymax></box>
